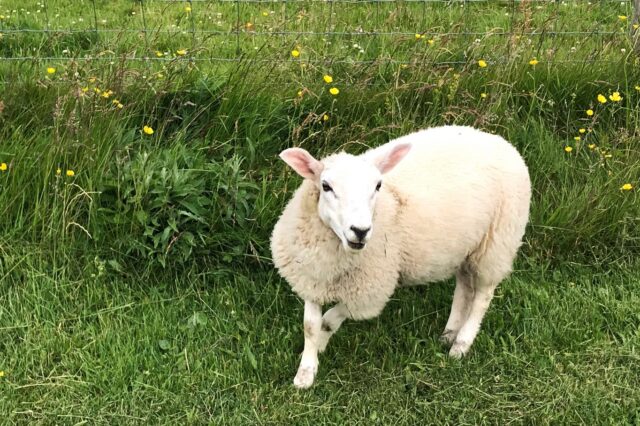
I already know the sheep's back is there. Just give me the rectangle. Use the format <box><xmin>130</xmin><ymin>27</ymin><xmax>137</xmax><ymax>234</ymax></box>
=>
<box><xmin>372</xmin><ymin>126</ymin><xmax>530</xmax><ymax>283</ymax></box>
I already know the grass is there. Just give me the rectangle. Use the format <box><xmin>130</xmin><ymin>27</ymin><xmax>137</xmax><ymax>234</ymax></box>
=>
<box><xmin>1</xmin><ymin>0</ymin><xmax>640</xmax><ymax>423</ymax></box>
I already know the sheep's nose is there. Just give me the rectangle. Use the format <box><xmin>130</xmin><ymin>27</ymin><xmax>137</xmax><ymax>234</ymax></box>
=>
<box><xmin>350</xmin><ymin>226</ymin><xmax>371</xmax><ymax>241</ymax></box>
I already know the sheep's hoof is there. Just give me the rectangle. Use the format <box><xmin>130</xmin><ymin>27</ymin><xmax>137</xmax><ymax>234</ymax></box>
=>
<box><xmin>293</xmin><ymin>366</ymin><xmax>317</xmax><ymax>389</ymax></box>
<box><xmin>449</xmin><ymin>341</ymin><xmax>470</xmax><ymax>359</ymax></box>
<box><xmin>439</xmin><ymin>329</ymin><xmax>458</xmax><ymax>346</ymax></box>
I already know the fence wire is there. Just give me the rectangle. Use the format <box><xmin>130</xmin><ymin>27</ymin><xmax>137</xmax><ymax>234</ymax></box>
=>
<box><xmin>0</xmin><ymin>0</ymin><xmax>637</xmax><ymax>65</ymax></box>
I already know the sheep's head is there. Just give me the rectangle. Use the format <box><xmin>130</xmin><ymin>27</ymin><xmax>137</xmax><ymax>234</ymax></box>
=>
<box><xmin>279</xmin><ymin>143</ymin><xmax>411</xmax><ymax>252</ymax></box>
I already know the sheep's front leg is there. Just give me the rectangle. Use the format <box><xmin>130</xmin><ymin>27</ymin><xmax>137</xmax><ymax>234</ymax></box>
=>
<box><xmin>294</xmin><ymin>301</ymin><xmax>322</xmax><ymax>389</ymax></box>
<box><xmin>317</xmin><ymin>303</ymin><xmax>350</xmax><ymax>353</ymax></box>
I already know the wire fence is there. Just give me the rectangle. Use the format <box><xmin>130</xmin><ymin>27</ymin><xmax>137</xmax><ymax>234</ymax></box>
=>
<box><xmin>0</xmin><ymin>0</ymin><xmax>638</xmax><ymax>65</ymax></box>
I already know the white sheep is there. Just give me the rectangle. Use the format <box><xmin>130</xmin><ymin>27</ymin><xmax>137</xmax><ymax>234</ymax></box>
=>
<box><xmin>271</xmin><ymin>125</ymin><xmax>531</xmax><ymax>389</ymax></box>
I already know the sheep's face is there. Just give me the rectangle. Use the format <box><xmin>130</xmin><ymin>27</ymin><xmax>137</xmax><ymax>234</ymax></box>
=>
<box><xmin>280</xmin><ymin>143</ymin><xmax>411</xmax><ymax>252</ymax></box>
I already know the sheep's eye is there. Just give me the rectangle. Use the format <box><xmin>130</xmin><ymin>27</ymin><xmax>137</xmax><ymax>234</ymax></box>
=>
<box><xmin>322</xmin><ymin>181</ymin><xmax>333</xmax><ymax>193</ymax></box>
<box><xmin>375</xmin><ymin>181</ymin><xmax>382</xmax><ymax>191</ymax></box>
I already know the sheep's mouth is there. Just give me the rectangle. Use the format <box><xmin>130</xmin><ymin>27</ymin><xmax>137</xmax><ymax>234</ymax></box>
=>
<box><xmin>347</xmin><ymin>241</ymin><xmax>365</xmax><ymax>250</ymax></box>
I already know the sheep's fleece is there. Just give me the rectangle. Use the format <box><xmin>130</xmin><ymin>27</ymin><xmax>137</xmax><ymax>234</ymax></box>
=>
<box><xmin>271</xmin><ymin>125</ymin><xmax>531</xmax><ymax>388</ymax></box>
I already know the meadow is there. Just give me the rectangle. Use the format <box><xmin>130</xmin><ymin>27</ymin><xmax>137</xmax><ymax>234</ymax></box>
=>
<box><xmin>1</xmin><ymin>0</ymin><xmax>640</xmax><ymax>423</ymax></box>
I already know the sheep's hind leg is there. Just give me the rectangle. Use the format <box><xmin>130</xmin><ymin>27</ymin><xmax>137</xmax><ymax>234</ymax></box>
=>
<box><xmin>449</xmin><ymin>274</ymin><xmax>498</xmax><ymax>359</ymax></box>
<box><xmin>294</xmin><ymin>301</ymin><xmax>322</xmax><ymax>389</ymax></box>
<box><xmin>440</xmin><ymin>269</ymin><xmax>474</xmax><ymax>345</ymax></box>
<box><xmin>317</xmin><ymin>303</ymin><xmax>350</xmax><ymax>353</ymax></box>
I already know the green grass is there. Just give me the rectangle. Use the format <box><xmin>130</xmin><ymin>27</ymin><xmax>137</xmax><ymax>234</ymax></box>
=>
<box><xmin>1</xmin><ymin>0</ymin><xmax>640</xmax><ymax>423</ymax></box>
<box><xmin>1</xmin><ymin>260</ymin><xmax>640</xmax><ymax>423</ymax></box>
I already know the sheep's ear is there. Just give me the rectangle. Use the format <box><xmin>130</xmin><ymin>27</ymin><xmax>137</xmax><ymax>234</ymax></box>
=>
<box><xmin>374</xmin><ymin>143</ymin><xmax>411</xmax><ymax>174</ymax></box>
<box><xmin>279</xmin><ymin>148</ymin><xmax>324</xmax><ymax>180</ymax></box>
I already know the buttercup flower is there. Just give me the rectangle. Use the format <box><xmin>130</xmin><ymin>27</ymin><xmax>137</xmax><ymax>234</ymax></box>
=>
<box><xmin>329</xmin><ymin>87</ymin><xmax>340</xmax><ymax>96</ymax></box>
<box><xmin>529</xmin><ymin>58</ymin><xmax>539</xmax><ymax>66</ymax></box>
<box><xmin>620</xmin><ymin>183</ymin><xmax>633</xmax><ymax>191</ymax></box>
<box><xmin>291</xmin><ymin>49</ymin><xmax>300</xmax><ymax>58</ymax></box>
<box><xmin>597</xmin><ymin>94</ymin><xmax>607</xmax><ymax>104</ymax></box>
<box><xmin>323</xmin><ymin>114</ymin><xmax>329</xmax><ymax>121</ymax></box>
<box><xmin>156</xmin><ymin>51</ymin><xmax>164</xmax><ymax>57</ymax></box>
<box><xmin>427</xmin><ymin>39</ymin><xmax>435</xmax><ymax>46</ymax></box>
<box><xmin>480</xmin><ymin>93</ymin><xmax>487</xmax><ymax>99</ymax></box>
<box><xmin>66</xmin><ymin>169</ymin><xmax>75</xmax><ymax>177</ymax></box>
<box><xmin>56</xmin><ymin>168</ymin><xmax>61</xmax><ymax>175</ymax></box>
<box><xmin>0</xmin><ymin>371</ymin><xmax>4</xmax><ymax>377</ymax></box>
<box><xmin>588</xmin><ymin>144</ymin><xmax>596</xmax><ymax>150</ymax></box>
<box><xmin>184</xmin><ymin>6</ymin><xmax>192</xmax><ymax>12</ymax></box>
<box><xmin>478</xmin><ymin>59</ymin><xmax>487</xmax><ymax>68</ymax></box>
<box><xmin>176</xmin><ymin>49</ymin><xmax>187</xmax><ymax>56</ymax></box>
<box><xmin>47</xmin><ymin>67</ymin><xmax>56</xmax><ymax>74</ymax></box>
<box><xmin>609</xmin><ymin>92</ymin><xmax>622</xmax><ymax>102</ymax></box>
<box><xmin>297</xmin><ymin>90</ymin><xmax>303</xmax><ymax>97</ymax></box>
<box><xmin>323</xmin><ymin>75</ymin><xmax>333</xmax><ymax>84</ymax></box>
<box><xmin>618</xmin><ymin>15</ymin><xmax>627</xmax><ymax>21</ymax></box>
<box><xmin>579</xmin><ymin>128</ymin><xmax>586</xmax><ymax>134</ymax></box>
<box><xmin>0</xmin><ymin>163</ymin><xmax>7</xmax><ymax>171</ymax></box>
<box><xmin>415</xmin><ymin>33</ymin><xmax>425</xmax><ymax>40</ymax></box>
<box><xmin>635</xmin><ymin>85</ymin><xmax>640</xmax><ymax>91</ymax></box>
<box><xmin>574</xmin><ymin>136</ymin><xmax>581</xmax><ymax>142</ymax></box>
<box><xmin>586</xmin><ymin>109</ymin><xmax>594</xmax><ymax>116</ymax></box>
<box><xmin>564</xmin><ymin>146</ymin><xmax>573</xmax><ymax>153</ymax></box>
<box><xmin>143</xmin><ymin>125</ymin><xmax>154</xmax><ymax>135</ymax></box>
<box><xmin>262</xmin><ymin>11</ymin><xmax>269</xmax><ymax>17</ymax></box>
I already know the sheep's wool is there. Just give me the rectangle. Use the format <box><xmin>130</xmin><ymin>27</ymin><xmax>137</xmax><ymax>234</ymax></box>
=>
<box><xmin>271</xmin><ymin>126</ymin><xmax>531</xmax><ymax>320</ymax></box>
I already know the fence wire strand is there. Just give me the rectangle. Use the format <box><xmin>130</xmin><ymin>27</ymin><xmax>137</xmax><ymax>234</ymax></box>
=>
<box><xmin>0</xmin><ymin>0</ymin><xmax>636</xmax><ymax>64</ymax></box>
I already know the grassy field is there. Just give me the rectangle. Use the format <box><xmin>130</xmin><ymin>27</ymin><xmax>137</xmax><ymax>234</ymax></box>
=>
<box><xmin>1</xmin><ymin>0</ymin><xmax>640</xmax><ymax>424</ymax></box>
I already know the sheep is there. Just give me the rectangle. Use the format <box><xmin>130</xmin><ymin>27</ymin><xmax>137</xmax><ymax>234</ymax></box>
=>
<box><xmin>271</xmin><ymin>125</ymin><xmax>531</xmax><ymax>389</ymax></box>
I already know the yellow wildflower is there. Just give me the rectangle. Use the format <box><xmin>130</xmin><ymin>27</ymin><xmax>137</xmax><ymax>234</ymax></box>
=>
<box><xmin>0</xmin><ymin>163</ymin><xmax>7</xmax><ymax>171</ymax></box>
<box><xmin>94</xmin><ymin>87</ymin><xmax>101</xmax><ymax>94</ymax></box>
<box><xmin>634</xmin><ymin>24</ymin><xmax>639</xmax><ymax>30</ymax></box>
<box><xmin>291</xmin><ymin>49</ymin><xmax>300</xmax><ymax>58</ymax></box>
<box><xmin>101</xmin><ymin>91</ymin><xmax>110</xmax><ymax>99</ymax></box>
<box><xmin>415</xmin><ymin>33</ymin><xmax>424</xmax><ymax>40</ymax></box>
<box><xmin>81</xmin><ymin>87</ymin><xmax>89</xmax><ymax>93</ymax></box>
<box><xmin>117</xmin><ymin>103</ymin><xmax>124</xmax><ymax>109</ymax></box>
<box><xmin>586</xmin><ymin>109</ymin><xmax>594</xmax><ymax>116</ymax></box>
<box><xmin>635</xmin><ymin>85</ymin><xmax>640</xmax><ymax>91</ymax></box>
<box><xmin>262</xmin><ymin>11</ymin><xmax>269</xmax><ymax>17</ymax></box>
<box><xmin>579</xmin><ymin>128</ymin><xmax>586</xmax><ymax>134</ymax></box>
<box><xmin>47</xmin><ymin>67</ymin><xmax>56</xmax><ymax>74</ymax></box>
<box><xmin>323</xmin><ymin>114</ymin><xmax>329</xmax><ymax>121</ymax></box>
<box><xmin>564</xmin><ymin>146</ymin><xmax>573</xmax><ymax>153</ymax></box>
<box><xmin>427</xmin><ymin>39</ymin><xmax>435</xmax><ymax>46</ymax></box>
<box><xmin>0</xmin><ymin>371</ymin><xmax>4</xmax><ymax>377</ymax></box>
<box><xmin>620</xmin><ymin>183</ymin><xmax>633</xmax><ymax>191</ymax></box>
<box><xmin>66</xmin><ymin>169</ymin><xmax>75</xmax><ymax>177</ymax></box>
<box><xmin>176</xmin><ymin>49</ymin><xmax>187</xmax><ymax>56</ymax></box>
<box><xmin>156</xmin><ymin>51</ymin><xmax>164</xmax><ymax>57</ymax></box>
<box><xmin>184</xmin><ymin>6</ymin><xmax>192</xmax><ymax>13</ymax></box>
<box><xmin>574</xmin><ymin>136</ymin><xmax>581</xmax><ymax>142</ymax></box>
<box><xmin>609</xmin><ymin>92</ymin><xmax>622</xmax><ymax>102</ymax></box>
<box><xmin>329</xmin><ymin>87</ymin><xmax>340</xmax><ymax>96</ymax></box>
<box><xmin>597</xmin><ymin>94</ymin><xmax>607</xmax><ymax>104</ymax></box>
<box><xmin>88</xmin><ymin>77</ymin><xmax>96</xmax><ymax>83</ymax></box>
<box><xmin>618</xmin><ymin>15</ymin><xmax>627</xmax><ymax>21</ymax></box>
<box><xmin>56</xmin><ymin>168</ymin><xmax>61</xmax><ymax>175</ymax></box>
<box><xmin>112</xmin><ymin>99</ymin><xmax>119</xmax><ymax>105</ymax></box>
<box><xmin>529</xmin><ymin>58</ymin><xmax>539</xmax><ymax>66</ymax></box>
<box><xmin>143</xmin><ymin>125</ymin><xmax>154</xmax><ymax>135</ymax></box>
<box><xmin>478</xmin><ymin>59</ymin><xmax>487</xmax><ymax>68</ymax></box>
<box><xmin>480</xmin><ymin>93</ymin><xmax>487</xmax><ymax>99</ymax></box>
<box><xmin>297</xmin><ymin>90</ymin><xmax>303</xmax><ymax>97</ymax></box>
<box><xmin>588</xmin><ymin>144</ymin><xmax>596</xmax><ymax>150</ymax></box>
<box><xmin>323</xmin><ymin>75</ymin><xmax>333</xmax><ymax>84</ymax></box>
